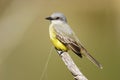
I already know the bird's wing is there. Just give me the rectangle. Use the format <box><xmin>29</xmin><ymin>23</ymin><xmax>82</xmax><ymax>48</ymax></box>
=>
<box><xmin>53</xmin><ymin>23</ymin><xmax>83</xmax><ymax>57</ymax></box>
<box><xmin>53</xmin><ymin>23</ymin><xmax>103</xmax><ymax>69</ymax></box>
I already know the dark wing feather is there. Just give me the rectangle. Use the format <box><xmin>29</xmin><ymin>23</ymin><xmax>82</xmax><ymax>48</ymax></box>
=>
<box><xmin>56</xmin><ymin>34</ymin><xmax>82</xmax><ymax>58</ymax></box>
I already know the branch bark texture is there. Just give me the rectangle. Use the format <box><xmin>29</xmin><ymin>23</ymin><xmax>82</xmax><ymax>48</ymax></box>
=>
<box><xmin>58</xmin><ymin>51</ymin><xmax>88</xmax><ymax>80</ymax></box>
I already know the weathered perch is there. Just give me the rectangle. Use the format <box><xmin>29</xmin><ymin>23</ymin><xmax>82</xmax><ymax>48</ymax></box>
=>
<box><xmin>57</xmin><ymin>51</ymin><xmax>88</xmax><ymax>80</ymax></box>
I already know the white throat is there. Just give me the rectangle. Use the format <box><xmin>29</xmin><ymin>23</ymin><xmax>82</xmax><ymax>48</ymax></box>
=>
<box><xmin>51</xmin><ymin>20</ymin><xmax>65</xmax><ymax>24</ymax></box>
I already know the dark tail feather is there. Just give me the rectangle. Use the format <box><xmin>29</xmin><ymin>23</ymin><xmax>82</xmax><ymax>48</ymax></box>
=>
<box><xmin>85</xmin><ymin>52</ymin><xmax>103</xmax><ymax>69</ymax></box>
<box><xmin>80</xmin><ymin>46</ymin><xmax>103</xmax><ymax>69</ymax></box>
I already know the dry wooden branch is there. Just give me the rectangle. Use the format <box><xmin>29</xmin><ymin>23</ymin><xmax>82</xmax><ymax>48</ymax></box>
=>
<box><xmin>57</xmin><ymin>51</ymin><xmax>88</xmax><ymax>80</ymax></box>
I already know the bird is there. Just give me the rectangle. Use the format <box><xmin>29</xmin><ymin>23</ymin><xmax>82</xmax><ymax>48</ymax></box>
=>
<box><xmin>45</xmin><ymin>12</ymin><xmax>102</xmax><ymax>69</ymax></box>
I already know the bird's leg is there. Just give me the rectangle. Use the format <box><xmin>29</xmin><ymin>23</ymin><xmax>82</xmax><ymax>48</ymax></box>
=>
<box><xmin>55</xmin><ymin>47</ymin><xmax>64</xmax><ymax>55</ymax></box>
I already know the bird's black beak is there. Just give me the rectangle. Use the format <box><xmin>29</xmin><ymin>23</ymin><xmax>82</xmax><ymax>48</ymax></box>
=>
<box><xmin>45</xmin><ymin>17</ymin><xmax>53</xmax><ymax>20</ymax></box>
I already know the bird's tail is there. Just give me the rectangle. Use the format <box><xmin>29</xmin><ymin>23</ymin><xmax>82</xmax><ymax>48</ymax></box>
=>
<box><xmin>80</xmin><ymin>46</ymin><xmax>103</xmax><ymax>69</ymax></box>
<box><xmin>85</xmin><ymin>52</ymin><xmax>103</xmax><ymax>69</ymax></box>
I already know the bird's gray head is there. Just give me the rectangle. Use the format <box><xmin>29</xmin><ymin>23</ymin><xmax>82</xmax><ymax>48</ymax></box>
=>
<box><xmin>45</xmin><ymin>12</ymin><xmax>67</xmax><ymax>23</ymax></box>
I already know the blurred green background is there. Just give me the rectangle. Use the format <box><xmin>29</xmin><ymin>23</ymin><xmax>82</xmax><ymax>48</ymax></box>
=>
<box><xmin>0</xmin><ymin>0</ymin><xmax>120</xmax><ymax>80</ymax></box>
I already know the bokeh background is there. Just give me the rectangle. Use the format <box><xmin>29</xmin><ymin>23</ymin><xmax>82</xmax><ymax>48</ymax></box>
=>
<box><xmin>0</xmin><ymin>0</ymin><xmax>120</xmax><ymax>80</ymax></box>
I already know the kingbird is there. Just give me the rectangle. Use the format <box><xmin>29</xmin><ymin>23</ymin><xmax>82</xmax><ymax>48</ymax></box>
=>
<box><xmin>46</xmin><ymin>12</ymin><xmax>102</xmax><ymax>69</ymax></box>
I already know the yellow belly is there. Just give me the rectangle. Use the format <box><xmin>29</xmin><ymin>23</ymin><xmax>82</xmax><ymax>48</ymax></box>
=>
<box><xmin>51</xmin><ymin>37</ymin><xmax>67</xmax><ymax>51</ymax></box>
<box><xmin>49</xmin><ymin>25</ymin><xmax>67</xmax><ymax>51</ymax></box>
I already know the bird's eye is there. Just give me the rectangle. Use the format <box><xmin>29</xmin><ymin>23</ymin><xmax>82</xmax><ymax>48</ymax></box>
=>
<box><xmin>56</xmin><ymin>17</ymin><xmax>60</xmax><ymax>19</ymax></box>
